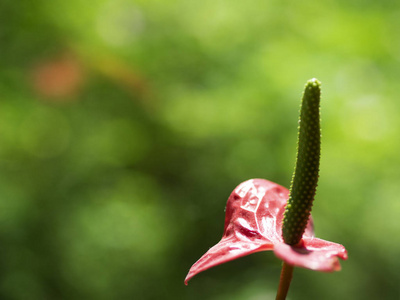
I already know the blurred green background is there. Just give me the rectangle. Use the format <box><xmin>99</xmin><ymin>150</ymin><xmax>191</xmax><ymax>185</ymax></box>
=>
<box><xmin>1</xmin><ymin>0</ymin><xmax>400</xmax><ymax>299</ymax></box>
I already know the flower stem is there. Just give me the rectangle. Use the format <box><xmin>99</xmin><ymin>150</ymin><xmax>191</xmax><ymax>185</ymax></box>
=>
<box><xmin>275</xmin><ymin>262</ymin><xmax>294</xmax><ymax>300</ymax></box>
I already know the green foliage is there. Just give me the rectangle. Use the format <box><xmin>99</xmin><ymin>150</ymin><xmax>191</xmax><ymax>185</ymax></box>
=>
<box><xmin>1</xmin><ymin>0</ymin><xmax>400</xmax><ymax>299</ymax></box>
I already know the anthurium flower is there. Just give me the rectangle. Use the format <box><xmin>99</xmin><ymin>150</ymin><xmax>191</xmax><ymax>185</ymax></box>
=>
<box><xmin>184</xmin><ymin>178</ymin><xmax>347</xmax><ymax>285</ymax></box>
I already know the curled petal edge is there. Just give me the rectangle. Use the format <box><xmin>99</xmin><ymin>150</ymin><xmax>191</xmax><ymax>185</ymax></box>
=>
<box><xmin>184</xmin><ymin>239</ymin><xmax>274</xmax><ymax>285</ymax></box>
<box><xmin>273</xmin><ymin>238</ymin><xmax>348</xmax><ymax>272</ymax></box>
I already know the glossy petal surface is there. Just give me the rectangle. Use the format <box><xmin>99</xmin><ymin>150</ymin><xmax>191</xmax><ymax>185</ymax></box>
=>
<box><xmin>274</xmin><ymin>238</ymin><xmax>348</xmax><ymax>272</ymax></box>
<box><xmin>185</xmin><ymin>179</ymin><xmax>347</xmax><ymax>284</ymax></box>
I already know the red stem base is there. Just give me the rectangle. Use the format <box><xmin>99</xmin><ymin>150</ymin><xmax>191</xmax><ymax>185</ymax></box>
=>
<box><xmin>275</xmin><ymin>262</ymin><xmax>294</xmax><ymax>300</ymax></box>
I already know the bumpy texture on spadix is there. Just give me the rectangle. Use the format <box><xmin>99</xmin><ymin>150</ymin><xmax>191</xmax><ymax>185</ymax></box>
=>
<box><xmin>184</xmin><ymin>179</ymin><xmax>347</xmax><ymax>285</ymax></box>
<box><xmin>282</xmin><ymin>78</ymin><xmax>321</xmax><ymax>245</ymax></box>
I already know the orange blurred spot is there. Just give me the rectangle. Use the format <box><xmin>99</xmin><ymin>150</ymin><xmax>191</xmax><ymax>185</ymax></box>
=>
<box><xmin>32</xmin><ymin>54</ymin><xmax>85</xmax><ymax>102</ymax></box>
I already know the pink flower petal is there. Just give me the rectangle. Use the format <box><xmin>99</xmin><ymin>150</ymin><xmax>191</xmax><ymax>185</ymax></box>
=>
<box><xmin>273</xmin><ymin>238</ymin><xmax>348</xmax><ymax>272</ymax></box>
<box><xmin>185</xmin><ymin>179</ymin><xmax>347</xmax><ymax>284</ymax></box>
<box><xmin>184</xmin><ymin>236</ymin><xmax>274</xmax><ymax>285</ymax></box>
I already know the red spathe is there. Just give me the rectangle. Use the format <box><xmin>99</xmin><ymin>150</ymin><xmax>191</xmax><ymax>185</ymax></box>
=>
<box><xmin>185</xmin><ymin>179</ymin><xmax>347</xmax><ymax>285</ymax></box>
